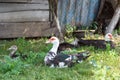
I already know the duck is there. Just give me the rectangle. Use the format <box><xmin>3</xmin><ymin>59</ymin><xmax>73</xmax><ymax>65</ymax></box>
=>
<box><xmin>8</xmin><ymin>45</ymin><xmax>27</xmax><ymax>59</ymax></box>
<box><xmin>58</xmin><ymin>42</ymin><xmax>77</xmax><ymax>53</ymax></box>
<box><xmin>47</xmin><ymin>36</ymin><xmax>77</xmax><ymax>53</ymax></box>
<box><xmin>77</xmin><ymin>33</ymin><xmax>115</xmax><ymax>49</ymax></box>
<box><xmin>44</xmin><ymin>37</ymin><xmax>90</xmax><ymax>68</ymax></box>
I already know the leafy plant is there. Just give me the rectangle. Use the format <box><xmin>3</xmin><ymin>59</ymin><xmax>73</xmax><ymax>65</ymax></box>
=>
<box><xmin>0</xmin><ymin>56</ymin><xmax>29</xmax><ymax>75</ymax></box>
<box><xmin>65</xmin><ymin>24</ymin><xmax>76</xmax><ymax>38</ymax></box>
<box><xmin>26</xmin><ymin>51</ymin><xmax>45</xmax><ymax>65</ymax></box>
<box><xmin>15</xmin><ymin>38</ymin><xmax>31</xmax><ymax>53</ymax></box>
<box><xmin>89</xmin><ymin>22</ymin><xmax>98</xmax><ymax>30</ymax></box>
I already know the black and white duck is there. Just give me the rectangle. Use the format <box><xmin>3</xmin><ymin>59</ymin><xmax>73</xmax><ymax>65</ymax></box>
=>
<box><xmin>8</xmin><ymin>45</ymin><xmax>27</xmax><ymax>59</ymax></box>
<box><xmin>44</xmin><ymin>37</ymin><xmax>90</xmax><ymax>68</ymax></box>
<box><xmin>77</xmin><ymin>33</ymin><xmax>115</xmax><ymax>49</ymax></box>
<box><xmin>58</xmin><ymin>42</ymin><xmax>77</xmax><ymax>52</ymax></box>
<box><xmin>47</xmin><ymin>36</ymin><xmax>77</xmax><ymax>53</ymax></box>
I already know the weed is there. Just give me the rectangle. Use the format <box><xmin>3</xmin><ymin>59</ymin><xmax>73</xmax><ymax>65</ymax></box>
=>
<box><xmin>65</xmin><ymin>24</ymin><xmax>76</xmax><ymax>39</ymax></box>
<box><xmin>0</xmin><ymin>56</ymin><xmax>29</xmax><ymax>75</ymax></box>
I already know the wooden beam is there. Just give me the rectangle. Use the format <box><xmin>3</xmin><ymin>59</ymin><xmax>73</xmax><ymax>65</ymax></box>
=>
<box><xmin>0</xmin><ymin>0</ymin><xmax>48</xmax><ymax>4</ymax></box>
<box><xmin>0</xmin><ymin>3</ymin><xmax>49</xmax><ymax>13</ymax></box>
<box><xmin>0</xmin><ymin>11</ymin><xmax>49</xmax><ymax>22</ymax></box>
<box><xmin>0</xmin><ymin>22</ymin><xmax>57</xmax><ymax>38</ymax></box>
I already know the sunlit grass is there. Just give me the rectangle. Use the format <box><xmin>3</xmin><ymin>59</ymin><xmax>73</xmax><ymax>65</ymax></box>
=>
<box><xmin>0</xmin><ymin>37</ymin><xmax>120</xmax><ymax>80</ymax></box>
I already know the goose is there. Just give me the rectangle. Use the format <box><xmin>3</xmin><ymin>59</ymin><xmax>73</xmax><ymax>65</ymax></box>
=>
<box><xmin>8</xmin><ymin>45</ymin><xmax>27</xmax><ymax>59</ymax></box>
<box><xmin>77</xmin><ymin>33</ymin><xmax>115</xmax><ymax>49</ymax></box>
<box><xmin>44</xmin><ymin>37</ymin><xmax>90</xmax><ymax>68</ymax></box>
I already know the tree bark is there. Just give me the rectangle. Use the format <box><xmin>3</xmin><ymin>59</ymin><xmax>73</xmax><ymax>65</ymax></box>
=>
<box><xmin>49</xmin><ymin>0</ymin><xmax>64</xmax><ymax>41</ymax></box>
<box><xmin>105</xmin><ymin>5</ymin><xmax>120</xmax><ymax>34</ymax></box>
<box><xmin>97</xmin><ymin>0</ymin><xmax>105</xmax><ymax>18</ymax></box>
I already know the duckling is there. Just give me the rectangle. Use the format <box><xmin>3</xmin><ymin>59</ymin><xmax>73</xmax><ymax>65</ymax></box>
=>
<box><xmin>8</xmin><ymin>45</ymin><xmax>27</xmax><ymax>59</ymax></box>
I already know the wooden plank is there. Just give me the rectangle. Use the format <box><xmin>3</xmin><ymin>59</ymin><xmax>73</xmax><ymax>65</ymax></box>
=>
<box><xmin>0</xmin><ymin>0</ymin><xmax>48</xmax><ymax>4</ymax></box>
<box><xmin>0</xmin><ymin>3</ymin><xmax>49</xmax><ymax>13</ymax></box>
<box><xmin>0</xmin><ymin>11</ymin><xmax>49</xmax><ymax>22</ymax></box>
<box><xmin>41</xmin><ymin>27</ymin><xmax>58</xmax><ymax>36</ymax></box>
<box><xmin>0</xmin><ymin>22</ymin><xmax>57</xmax><ymax>38</ymax></box>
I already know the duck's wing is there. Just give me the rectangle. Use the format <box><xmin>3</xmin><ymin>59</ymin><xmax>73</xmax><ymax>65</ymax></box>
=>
<box><xmin>58</xmin><ymin>42</ymin><xmax>76</xmax><ymax>52</ymax></box>
<box><xmin>78</xmin><ymin>40</ymin><xmax>108</xmax><ymax>49</ymax></box>
<box><xmin>10</xmin><ymin>54</ymin><xmax>19</xmax><ymax>59</ymax></box>
<box><xmin>54</xmin><ymin>53</ymin><xmax>71</xmax><ymax>62</ymax></box>
<box><xmin>52</xmin><ymin>53</ymin><xmax>74</xmax><ymax>68</ymax></box>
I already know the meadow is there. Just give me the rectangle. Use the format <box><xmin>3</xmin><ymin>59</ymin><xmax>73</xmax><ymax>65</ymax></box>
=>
<box><xmin>0</xmin><ymin>36</ymin><xmax>120</xmax><ymax>80</ymax></box>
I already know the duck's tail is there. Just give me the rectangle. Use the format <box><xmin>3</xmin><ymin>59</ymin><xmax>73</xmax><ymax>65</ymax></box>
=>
<box><xmin>73</xmin><ymin>51</ymin><xmax>90</xmax><ymax>63</ymax></box>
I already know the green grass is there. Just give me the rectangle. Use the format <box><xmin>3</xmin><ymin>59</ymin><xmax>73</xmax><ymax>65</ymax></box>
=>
<box><xmin>0</xmin><ymin>38</ymin><xmax>120</xmax><ymax>80</ymax></box>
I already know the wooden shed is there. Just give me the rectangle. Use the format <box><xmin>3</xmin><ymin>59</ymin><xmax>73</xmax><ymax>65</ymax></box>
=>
<box><xmin>0</xmin><ymin>0</ymin><xmax>57</xmax><ymax>38</ymax></box>
<box><xmin>0</xmin><ymin>0</ymin><xmax>101</xmax><ymax>38</ymax></box>
<box><xmin>57</xmin><ymin>0</ymin><xmax>100</xmax><ymax>29</ymax></box>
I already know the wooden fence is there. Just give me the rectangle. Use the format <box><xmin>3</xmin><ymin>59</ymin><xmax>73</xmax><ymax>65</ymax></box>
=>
<box><xmin>0</xmin><ymin>0</ymin><xmax>57</xmax><ymax>38</ymax></box>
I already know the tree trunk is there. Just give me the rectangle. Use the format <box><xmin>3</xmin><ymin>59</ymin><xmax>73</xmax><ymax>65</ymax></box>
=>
<box><xmin>105</xmin><ymin>5</ymin><xmax>120</xmax><ymax>34</ymax></box>
<box><xmin>49</xmin><ymin>0</ymin><xmax>64</xmax><ymax>41</ymax></box>
<box><xmin>97</xmin><ymin>0</ymin><xmax>105</xmax><ymax>18</ymax></box>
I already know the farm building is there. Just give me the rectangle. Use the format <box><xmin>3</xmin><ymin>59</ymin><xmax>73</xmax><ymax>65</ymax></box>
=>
<box><xmin>0</xmin><ymin>0</ymin><xmax>57</xmax><ymax>38</ymax></box>
<box><xmin>0</xmin><ymin>0</ymin><xmax>119</xmax><ymax>38</ymax></box>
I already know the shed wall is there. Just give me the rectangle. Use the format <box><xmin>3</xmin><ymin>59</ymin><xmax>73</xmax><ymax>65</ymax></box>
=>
<box><xmin>0</xmin><ymin>0</ymin><xmax>57</xmax><ymax>38</ymax></box>
<box><xmin>58</xmin><ymin>0</ymin><xmax>100</xmax><ymax>28</ymax></box>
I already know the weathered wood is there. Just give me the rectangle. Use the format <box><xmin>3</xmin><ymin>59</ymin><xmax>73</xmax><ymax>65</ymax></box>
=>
<box><xmin>41</xmin><ymin>26</ymin><xmax>58</xmax><ymax>36</ymax></box>
<box><xmin>0</xmin><ymin>3</ymin><xmax>49</xmax><ymax>13</ymax></box>
<box><xmin>50</xmin><ymin>2</ymin><xmax>64</xmax><ymax>40</ymax></box>
<box><xmin>105</xmin><ymin>5</ymin><xmax>120</xmax><ymax>34</ymax></box>
<box><xmin>0</xmin><ymin>11</ymin><xmax>49</xmax><ymax>22</ymax></box>
<box><xmin>0</xmin><ymin>0</ymin><xmax>48</xmax><ymax>4</ymax></box>
<box><xmin>0</xmin><ymin>22</ymin><xmax>57</xmax><ymax>38</ymax></box>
